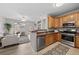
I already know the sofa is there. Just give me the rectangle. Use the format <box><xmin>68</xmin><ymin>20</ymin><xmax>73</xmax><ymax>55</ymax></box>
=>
<box><xmin>1</xmin><ymin>34</ymin><xmax>19</xmax><ymax>47</ymax></box>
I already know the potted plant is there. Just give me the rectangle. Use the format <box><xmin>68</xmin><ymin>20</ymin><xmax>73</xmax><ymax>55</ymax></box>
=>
<box><xmin>4</xmin><ymin>23</ymin><xmax>12</xmax><ymax>33</ymax></box>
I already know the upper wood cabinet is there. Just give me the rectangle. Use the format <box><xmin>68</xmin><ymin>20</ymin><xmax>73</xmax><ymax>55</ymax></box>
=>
<box><xmin>48</xmin><ymin>16</ymin><xmax>55</xmax><ymax>28</ymax></box>
<box><xmin>76</xmin><ymin>12</ymin><xmax>79</xmax><ymax>27</ymax></box>
<box><xmin>62</xmin><ymin>13</ymin><xmax>77</xmax><ymax>23</ymax></box>
<box><xmin>54</xmin><ymin>17</ymin><xmax>61</xmax><ymax>28</ymax></box>
<box><xmin>48</xmin><ymin>12</ymin><xmax>79</xmax><ymax>28</ymax></box>
<box><xmin>48</xmin><ymin>16</ymin><xmax>61</xmax><ymax>28</ymax></box>
<box><xmin>62</xmin><ymin>15</ymin><xmax>69</xmax><ymax>23</ymax></box>
<box><xmin>59</xmin><ymin>17</ymin><xmax>63</xmax><ymax>27</ymax></box>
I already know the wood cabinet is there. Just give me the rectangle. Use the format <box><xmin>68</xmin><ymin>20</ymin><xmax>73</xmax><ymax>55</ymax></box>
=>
<box><xmin>53</xmin><ymin>33</ymin><xmax>62</xmax><ymax>42</ymax></box>
<box><xmin>76</xmin><ymin>12</ymin><xmax>79</xmax><ymax>27</ymax></box>
<box><xmin>59</xmin><ymin>17</ymin><xmax>63</xmax><ymax>27</ymax></box>
<box><xmin>48</xmin><ymin>16</ymin><xmax>55</xmax><ymax>28</ymax></box>
<box><xmin>54</xmin><ymin>18</ymin><xmax>60</xmax><ymax>28</ymax></box>
<box><xmin>48</xmin><ymin>12</ymin><xmax>79</xmax><ymax>28</ymax></box>
<box><xmin>45</xmin><ymin>32</ymin><xmax>61</xmax><ymax>46</ymax></box>
<box><xmin>62</xmin><ymin>13</ymin><xmax>77</xmax><ymax>23</ymax></box>
<box><xmin>48</xmin><ymin>16</ymin><xmax>61</xmax><ymax>28</ymax></box>
<box><xmin>45</xmin><ymin>33</ymin><xmax>54</xmax><ymax>46</ymax></box>
<box><xmin>57</xmin><ymin>33</ymin><xmax>62</xmax><ymax>42</ymax></box>
<box><xmin>62</xmin><ymin>15</ymin><xmax>69</xmax><ymax>23</ymax></box>
<box><xmin>75</xmin><ymin>35</ymin><xmax>79</xmax><ymax>48</ymax></box>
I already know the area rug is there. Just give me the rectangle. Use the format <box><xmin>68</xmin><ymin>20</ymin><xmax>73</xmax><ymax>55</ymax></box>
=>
<box><xmin>43</xmin><ymin>44</ymin><xmax>70</xmax><ymax>55</ymax></box>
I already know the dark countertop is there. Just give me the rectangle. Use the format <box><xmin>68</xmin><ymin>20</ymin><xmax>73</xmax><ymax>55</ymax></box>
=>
<box><xmin>37</xmin><ymin>31</ymin><xmax>59</xmax><ymax>36</ymax></box>
<box><xmin>30</xmin><ymin>29</ymin><xmax>61</xmax><ymax>36</ymax></box>
<box><xmin>30</xmin><ymin>29</ymin><xmax>47</xmax><ymax>32</ymax></box>
<box><xmin>30</xmin><ymin>28</ymin><xmax>79</xmax><ymax>36</ymax></box>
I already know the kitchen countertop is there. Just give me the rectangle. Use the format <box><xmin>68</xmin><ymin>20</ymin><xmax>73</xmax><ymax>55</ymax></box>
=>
<box><xmin>37</xmin><ymin>32</ymin><xmax>59</xmax><ymax>36</ymax></box>
<box><xmin>30</xmin><ymin>29</ymin><xmax>61</xmax><ymax>37</ymax></box>
<box><xmin>30</xmin><ymin>28</ymin><xmax>79</xmax><ymax>37</ymax></box>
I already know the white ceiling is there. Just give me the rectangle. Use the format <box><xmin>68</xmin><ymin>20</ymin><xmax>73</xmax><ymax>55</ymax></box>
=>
<box><xmin>0</xmin><ymin>3</ymin><xmax>79</xmax><ymax>21</ymax></box>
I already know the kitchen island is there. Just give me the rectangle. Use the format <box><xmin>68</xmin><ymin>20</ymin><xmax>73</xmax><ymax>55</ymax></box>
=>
<box><xmin>30</xmin><ymin>29</ymin><xmax>61</xmax><ymax>51</ymax></box>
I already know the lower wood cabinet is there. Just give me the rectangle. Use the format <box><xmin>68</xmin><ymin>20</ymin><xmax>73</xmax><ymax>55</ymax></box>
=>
<box><xmin>45</xmin><ymin>34</ymin><xmax>54</xmax><ymax>46</ymax></box>
<box><xmin>75</xmin><ymin>35</ymin><xmax>79</xmax><ymax>48</ymax></box>
<box><xmin>53</xmin><ymin>33</ymin><xmax>62</xmax><ymax>42</ymax></box>
<box><xmin>57</xmin><ymin>33</ymin><xmax>62</xmax><ymax>42</ymax></box>
<box><xmin>45</xmin><ymin>32</ymin><xmax>61</xmax><ymax>46</ymax></box>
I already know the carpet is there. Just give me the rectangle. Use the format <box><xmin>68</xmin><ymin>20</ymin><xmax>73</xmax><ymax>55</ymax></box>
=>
<box><xmin>43</xmin><ymin>44</ymin><xmax>70</xmax><ymax>55</ymax></box>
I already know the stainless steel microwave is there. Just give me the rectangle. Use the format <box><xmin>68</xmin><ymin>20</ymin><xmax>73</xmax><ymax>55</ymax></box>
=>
<box><xmin>63</xmin><ymin>23</ymin><xmax>75</xmax><ymax>27</ymax></box>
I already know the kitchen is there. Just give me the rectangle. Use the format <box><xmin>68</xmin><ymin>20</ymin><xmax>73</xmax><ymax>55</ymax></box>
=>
<box><xmin>30</xmin><ymin>9</ymin><xmax>79</xmax><ymax>51</ymax></box>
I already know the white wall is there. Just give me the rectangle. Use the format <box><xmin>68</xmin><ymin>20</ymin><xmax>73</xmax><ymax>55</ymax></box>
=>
<box><xmin>19</xmin><ymin>21</ymin><xmax>37</xmax><ymax>34</ymax></box>
<box><xmin>0</xmin><ymin>17</ymin><xmax>5</xmax><ymax>36</ymax></box>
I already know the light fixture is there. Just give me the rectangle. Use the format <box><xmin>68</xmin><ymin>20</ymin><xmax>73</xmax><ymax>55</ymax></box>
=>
<box><xmin>21</xmin><ymin>20</ymin><xmax>26</xmax><ymax>21</ymax></box>
<box><xmin>53</xmin><ymin>3</ymin><xmax>64</xmax><ymax>7</ymax></box>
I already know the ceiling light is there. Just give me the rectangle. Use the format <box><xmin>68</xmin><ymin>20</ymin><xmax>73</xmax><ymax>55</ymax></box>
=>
<box><xmin>21</xmin><ymin>20</ymin><xmax>26</xmax><ymax>21</ymax></box>
<box><xmin>53</xmin><ymin>3</ymin><xmax>64</xmax><ymax>7</ymax></box>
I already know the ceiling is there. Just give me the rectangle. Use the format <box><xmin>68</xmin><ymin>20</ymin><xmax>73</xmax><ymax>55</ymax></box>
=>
<box><xmin>0</xmin><ymin>3</ymin><xmax>79</xmax><ymax>21</ymax></box>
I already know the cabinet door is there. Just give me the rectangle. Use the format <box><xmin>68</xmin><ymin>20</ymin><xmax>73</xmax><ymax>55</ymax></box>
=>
<box><xmin>57</xmin><ymin>33</ymin><xmax>62</xmax><ymax>42</ymax></box>
<box><xmin>59</xmin><ymin>17</ymin><xmax>63</xmax><ymax>27</ymax></box>
<box><xmin>45</xmin><ymin>34</ymin><xmax>53</xmax><ymax>46</ymax></box>
<box><xmin>75</xmin><ymin>36</ymin><xmax>79</xmax><ymax>48</ymax></box>
<box><xmin>62</xmin><ymin>16</ymin><xmax>67</xmax><ymax>23</ymax></box>
<box><xmin>76</xmin><ymin>12</ymin><xmax>79</xmax><ymax>27</ymax></box>
<box><xmin>63</xmin><ymin>13</ymin><xmax>77</xmax><ymax>23</ymax></box>
<box><xmin>54</xmin><ymin>18</ymin><xmax>60</xmax><ymax>28</ymax></box>
<box><xmin>70</xmin><ymin>13</ymin><xmax>77</xmax><ymax>20</ymax></box>
<box><xmin>53</xmin><ymin>33</ymin><xmax>61</xmax><ymax>42</ymax></box>
<box><xmin>48</xmin><ymin>16</ymin><xmax>55</xmax><ymax>28</ymax></box>
<box><xmin>53</xmin><ymin>33</ymin><xmax>58</xmax><ymax>42</ymax></box>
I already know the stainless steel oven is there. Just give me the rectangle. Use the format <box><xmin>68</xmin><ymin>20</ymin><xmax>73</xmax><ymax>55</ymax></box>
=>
<box><xmin>60</xmin><ymin>22</ymin><xmax>76</xmax><ymax>47</ymax></box>
<box><xmin>61</xmin><ymin>32</ymin><xmax>75</xmax><ymax>47</ymax></box>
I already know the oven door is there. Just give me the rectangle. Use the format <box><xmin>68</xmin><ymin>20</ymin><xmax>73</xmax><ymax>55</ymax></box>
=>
<box><xmin>61</xmin><ymin>33</ymin><xmax>75</xmax><ymax>42</ymax></box>
<box><xmin>61</xmin><ymin>33</ymin><xmax>75</xmax><ymax>47</ymax></box>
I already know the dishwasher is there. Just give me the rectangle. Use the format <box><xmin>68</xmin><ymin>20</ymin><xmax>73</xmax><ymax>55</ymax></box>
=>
<box><xmin>37</xmin><ymin>35</ymin><xmax>45</xmax><ymax>51</ymax></box>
